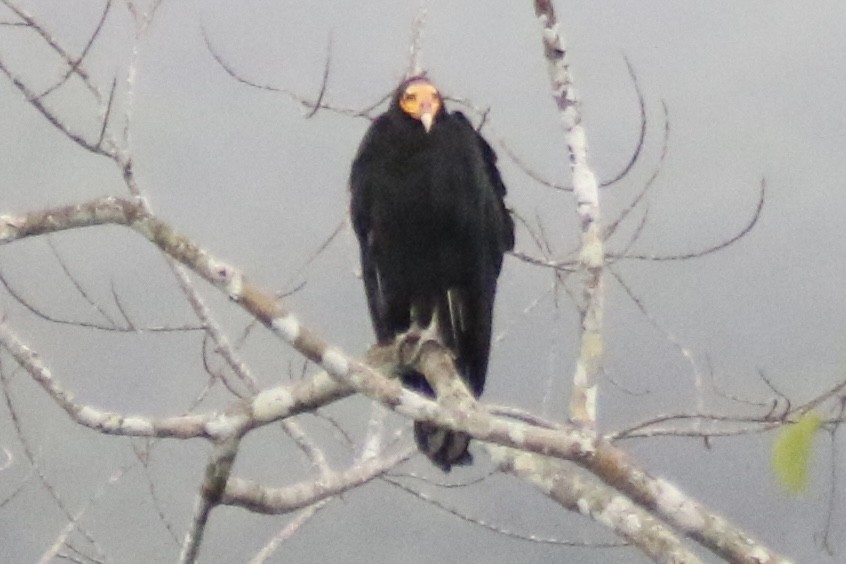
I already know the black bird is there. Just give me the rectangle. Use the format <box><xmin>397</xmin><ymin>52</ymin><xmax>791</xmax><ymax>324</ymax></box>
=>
<box><xmin>350</xmin><ymin>76</ymin><xmax>514</xmax><ymax>470</ymax></box>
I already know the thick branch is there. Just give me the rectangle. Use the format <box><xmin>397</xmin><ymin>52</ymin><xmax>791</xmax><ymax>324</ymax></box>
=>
<box><xmin>533</xmin><ymin>0</ymin><xmax>604</xmax><ymax>428</ymax></box>
<box><xmin>222</xmin><ymin>447</ymin><xmax>412</xmax><ymax>514</ymax></box>
<box><xmin>180</xmin><ymin>437</ymin><xmax>240</xmax><ymax>564</ymax></box>
<box><xmin>494</xmin><ymin>446</ymin><xmax>702</xmax><ymax>564</ymax></box>
<box><xmin>0</xmin><ymin>318</ymin><xmax>353</xmax><ymax>440</ymax></box>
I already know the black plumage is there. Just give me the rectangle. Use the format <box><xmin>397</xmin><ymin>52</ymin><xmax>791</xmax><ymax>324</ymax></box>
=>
<box><xmin>350</xmin><ymin>76</ymin><xmax>514</xmax><ymax>470</ymax></box>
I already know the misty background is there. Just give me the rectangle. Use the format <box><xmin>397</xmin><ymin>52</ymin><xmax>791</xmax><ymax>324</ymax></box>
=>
<box><xmin>1</xmin><ymin>1</ymin><xmax>845</xmax><ymax>562</ymax></box>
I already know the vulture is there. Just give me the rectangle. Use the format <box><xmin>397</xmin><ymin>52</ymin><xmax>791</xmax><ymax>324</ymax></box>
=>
<box><xmin>350</xmin><ymin>76</ymin><xmax>514</xmax><ymax>470</ymax></box>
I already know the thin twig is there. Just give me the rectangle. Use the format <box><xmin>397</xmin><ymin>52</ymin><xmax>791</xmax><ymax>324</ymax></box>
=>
<box><xmin>598</xmin><ymin>56</ymin><xmax>648</xmax><ymax>188</ymax></box>
<box><xmin>36</xmin><ymin>0</ymin><xmax>113</xmax><ymax>100</ymax></box>
<box><xmin>200</xmin><ymin>23</ymin><xmax>372</xmax><ymax>119</ymax></box>
<box><xmin>304</xmin><ymin>33</ymin><xmax>332</xmax><ymax>119</ymax></box>
<box><xmin>612</xmin><ymin>178</ymin><xmax>766</xmax><ymax>261</ymax></box>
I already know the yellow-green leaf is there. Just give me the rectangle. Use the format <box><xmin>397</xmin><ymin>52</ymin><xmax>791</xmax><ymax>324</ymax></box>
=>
<box><xmin>772</xmin><ymin>411</ymin><xmax>822</xmax><ymax>494</ymax></box>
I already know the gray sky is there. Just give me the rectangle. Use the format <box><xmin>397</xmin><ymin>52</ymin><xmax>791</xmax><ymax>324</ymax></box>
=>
<box><xmin>2</xmin><ymin>1</ymin><xmax>845</xmax><ymax>562</ymax></box>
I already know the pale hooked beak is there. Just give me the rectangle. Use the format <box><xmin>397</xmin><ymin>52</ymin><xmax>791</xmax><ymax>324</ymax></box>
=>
<box><xmin>420</xmin><ymin>112</ymin><xmax>435</xmax><ymax>133</ymax></box>
<box><xmin>420</xmin><ymin>110</ymin><xmax>434</xmax><ymax>133</ymax></box>
<box><xmin>420</xmin><ymin>100</ymin><xmax>434</xmax><ymax>133</ymax></box>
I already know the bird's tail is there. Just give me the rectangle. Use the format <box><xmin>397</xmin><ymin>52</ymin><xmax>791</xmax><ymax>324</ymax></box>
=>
<box><xmin>400</xmin><ymin>367</ymin><xmax>473</xmax><ymax>472</ymax></box>
<box><xmin>414</xmin><ymin>421</ymin><xmax>472</xmax><ymax>472</ymax></box>
<box><xmin>404</xmin><ymin>295</ymin><xmax>477</xmax><ymax>471</ymax></box>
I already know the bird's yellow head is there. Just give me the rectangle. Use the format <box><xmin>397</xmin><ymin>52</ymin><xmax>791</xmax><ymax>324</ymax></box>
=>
<box><xmin>398</xmin><ymin>78</ymin><xmax>442</xmax><ymax>133</ymax></box>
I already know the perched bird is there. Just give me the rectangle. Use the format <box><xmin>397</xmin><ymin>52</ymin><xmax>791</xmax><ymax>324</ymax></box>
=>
<box><xmin>349</xmin><ymin>76</ymin><xmax>514</xmax><ymax>470</ymax></box>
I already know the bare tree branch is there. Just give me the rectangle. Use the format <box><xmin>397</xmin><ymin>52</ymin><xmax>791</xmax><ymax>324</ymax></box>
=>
<box><xmin>180</xmin><ymin>436</ymin><xmax>240</xmax><ymax>564</ymax></box>
<box><xmin>533</xmin><ymin>0</ymin><xmax>604</xmax><ymax>429</ymax></box>
<box><xmin>496</xmin><ymin>447</ymin><xmax>702</xmax><ymax>564</ymax></box>
<box><xmin>249</xmin><ymin>499</ymin><xmax>330</xmax><ymax>564</ymax></box>
<box><xmin>611</xmin><ymin>178</ymin><xmax>766</xmax><ymax>262</ymax></box>
<box><xmin>222</xmin><ymin>446</ymin><xmax>412</xmax><ymax>514</ymax></box>
<box><xmin>0</xmin><ymin>0</ymin><xmax>106</xmax><ymax>100</ymax></box>
<box><xmin>384</xmin><ymin>473</ymin><xmax>627</xmax><ymax>548</ymax></box>
<box><xmin>200</xmin><ymin>24</ymin><xmax>372</xmax><ymax>119</ymax></box>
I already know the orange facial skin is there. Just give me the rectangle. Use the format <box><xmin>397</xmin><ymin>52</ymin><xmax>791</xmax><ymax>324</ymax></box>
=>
<box><xmin>398</xmin><ymin>79</ymin><xmax>442</xmax><ymax>132</ymax></box>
